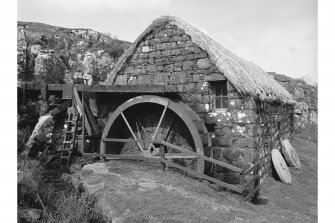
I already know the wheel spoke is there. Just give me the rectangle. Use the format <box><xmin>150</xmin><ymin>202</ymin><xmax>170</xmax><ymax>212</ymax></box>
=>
<box><xmin>120</xmin><ymin>111</ymin><xmax>144</xmax><ymax>152</ymax></box>
<box><xmin>135</xmin><ymin>116</ymin><xmax>157</xmax><ymax>151</ymax></box>
<box><xmin>147</xmin><ymin>104</ymin><xmax>168</xmax><ymax>152</ymax></box>
<box><xmin>163</xmin><ymin>113</ymin><xmax>175</xmax><ymax>142</ymax></box>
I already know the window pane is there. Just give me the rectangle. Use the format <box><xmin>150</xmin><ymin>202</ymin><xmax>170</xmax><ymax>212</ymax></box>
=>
<box><xmin>222</xmin><ymin>97</ymin><xmax>228</xmax><ymax>108</ymax></box>
<box><xmin>215</xmin><ymin>97</ymin><xmax>222</xmax><ymax>109</ymax></box>
<box><xmin>215</xmin><ymin>85</ymin><xmax>221</xmax><ymax>96</ymax></box>
<box><xmin>222</xmin><ymin>81</ymin><xmax>227</xmax><ymax>95</ymax></box>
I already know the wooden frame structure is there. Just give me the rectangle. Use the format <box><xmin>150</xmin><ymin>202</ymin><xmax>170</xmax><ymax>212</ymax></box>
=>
<box><xmin>18</xmin><ymin>81</ymin><xmax>260</xmax><ymax>201</ymax></box>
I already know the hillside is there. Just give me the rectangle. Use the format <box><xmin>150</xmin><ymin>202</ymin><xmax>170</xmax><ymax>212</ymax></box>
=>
<box><xmin>268</xmin><ymin>72</ymin><xmax>318</xmax><ymax>131</ymax></box>
<box><xmin>17</xmin><ymin>21</ymin><xmax>131</xmax><ymax>84</ymax></box>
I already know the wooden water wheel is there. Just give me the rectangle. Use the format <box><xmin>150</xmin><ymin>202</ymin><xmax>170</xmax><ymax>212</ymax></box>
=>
<box><xmin>100</xmin><ymin>95</ymin><xmax>211</xmax><ymax>173</ymax></box>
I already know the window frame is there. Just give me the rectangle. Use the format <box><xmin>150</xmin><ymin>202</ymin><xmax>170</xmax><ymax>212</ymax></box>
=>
<box><xmin>212</xmin><ymin>81</ymin><xmax>228</xmax><ymax>111</ymax></box>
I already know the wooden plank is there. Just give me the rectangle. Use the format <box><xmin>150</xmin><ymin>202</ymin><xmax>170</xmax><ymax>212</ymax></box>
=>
<box><xmin>244</xmin><ymin>184</ymin><xmax>261</xmax><ymax>201</ymax></box>
<box><xmin>17</xmin><ymin>81</ymin><xmax>44</xmax><ymax>90</ymax></box>
<box><xmin>47</xmin><ymin>100</ymin><xmax>72</xmax><ymax>116</ymax></box>
<box><xmin>75</xmin><ymin>84</ymin><xmax>170</xmax><ymax>93</ymax></box>
<box><xmin>18</xmin><ymin>82</ymin><xmax>178</xmax><ymax>93</ymax></box>
<box><xmin>73</xmin><ymin>87</ymin><xmax>93</xmax><ymax>135</ymax></box>
<box><xmin>161</xmin><ymin>159</ymin><xmax>243</xmax><ymax>193</ymax></box>
<box><xmin>82</xmin><ymin>153</ymin><xmax>160</xmax><ymax>163</ymax></box>
<box><xmin>83</xmin><ymin>100</ymin><xmax>100</xmax><ymax>135</ymax></box>
<box><xmin>162</xmin><ymin>141</ymin><xmax>244</xmax><ymax>173</ymax></box>
<box><xmin>243</xmin><ymin>161</ymin><xmax>261</xmax><ymax>177</ymax></box>
<box><xmin>243</xmin><ymin>173</ymin><xmax>261</xmax><ymax>189</ymax></box>
<box><xmin>62</xmin><ymin>84</ymin><xmax>73</xmax><ymax>99</ymax></box>
<box><xmin>102</xmin><ymin>137</ymin><xmax>243</xmax><ymax>173</ymax></box>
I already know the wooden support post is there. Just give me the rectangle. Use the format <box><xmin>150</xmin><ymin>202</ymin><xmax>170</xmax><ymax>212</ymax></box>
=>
<box><xmin>251</xmin><ymin>160</ymin><xmax>260</xmax><ymax>202</ymax></box>
<box><xmin>101</xmin><ymin>141</ymin><xmax>106</xmax><ymax>162</ymax></box>
<box><xmin>81</xmin><ymin>89</ymin><xmax>85</xmax><ymax>154</ymax></box>
<box><xmin>160</xmin><ymin>144</ymin><xmax>166</xmax><ymax>171</ymax></box>
<box><xmin>22</xmin><ymin>82</ymin><xmax>26</xmax><ymax>106</ymax></box>
<box><xmin>41</xmin><ymin>82</ymin><xmax>48</xmax><ymax>100</ymax></box>
<box><xmin>240</xmin><ymin>172</ymin><xmax>245</xmax><ymax>194</ymax></box>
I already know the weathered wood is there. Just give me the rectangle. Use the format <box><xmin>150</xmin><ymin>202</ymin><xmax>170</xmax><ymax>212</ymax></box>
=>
<box><xmin>18</xmin><ymin>81</ymin><xmax>178</xmax><ymax>93</ymax></box>
<box><xmin>244</xmin><ymin>184</ymin><xmax>261</xmax><ymax>201</ymax></box>
<box><xmin>73</xmin><ymin>87</ymin><xmax>93</xmax><ymax>136</ymax></box>
<box><xmin>82</xmin><ymin>153</ymin><xmax>161</xmax><ymax>163</ymax></box>
<box><xmin>161</xmin><ymin>159</ymin><xmax>243</xmax><ymax>193</ymax></box>
<box><xmin>162</xmin><ymin>141</ymin><xmax>244</xmax><ymax>173</ymax></box>
<box><xmin>243</xmin><ymin>173</ymin><xmax>261</xmax><ymax>189</ymax></box>
<box><xmin>47</xmin><ymin>100</ymin><xmax>72</xmax><ymax>116</ymax></box>
<box><xmin>147</xmin><ymin>104</ymin><xmax>168</xmax><ymax>152</ymax></box>
<box><xmin>160</xmin><ymin>144</ymin><xmax>166</xmax><ymax>170</ymax></box>
<box><xmin>243</xmin><ymin>160</ymin><xmax>261</xmax><ymax>177</ymax></box>
<box><xmin>102</xmin><ymin>137</ymin><xmax>243</xmax><ymax>173</ymax></box>
<box><xmin>41</xmin><ymin>82</ymin><xmax>48</xmax><ymax>100</ymax></box>
<box><xmin>83</xmin><ymin>100</ymin><xmax>100</xmax><ymax>135</ymax></box>
<box><xmin>120</xmin><ymin>111</ymin><xmax>144</xmax><ymax>152</ymax></box>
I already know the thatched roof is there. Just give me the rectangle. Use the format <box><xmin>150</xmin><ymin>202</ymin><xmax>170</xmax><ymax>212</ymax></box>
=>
<box><xmin>103</xmin><ymin>16</ymin><xmax>295</xmax><ymax>105</ymax></box>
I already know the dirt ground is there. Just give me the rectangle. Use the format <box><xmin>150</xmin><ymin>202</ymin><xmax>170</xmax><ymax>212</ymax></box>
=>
<box><xmin>77</xmin><ymin>135</ymin><xmax>317</xmax><ymax>223</ymax></box>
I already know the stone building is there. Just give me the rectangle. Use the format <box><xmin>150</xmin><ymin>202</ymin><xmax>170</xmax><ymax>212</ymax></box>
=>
<box><xmin>103</xmin><ymin>16</ymin><xmax>295</xmax><ymax>184</ymax></box>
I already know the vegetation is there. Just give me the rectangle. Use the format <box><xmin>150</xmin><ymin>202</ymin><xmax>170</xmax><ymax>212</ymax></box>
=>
<box><xmin>17</xmin><ymin>156</ymin><xmax>108</xmax><ymax>223</ymax></box>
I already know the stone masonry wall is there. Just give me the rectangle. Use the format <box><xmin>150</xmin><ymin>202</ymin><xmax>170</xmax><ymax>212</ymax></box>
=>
<box><xmin>113</xmin><ymin>22</ymin><xmax>261</xmax><ymax>184</ymax></box>
<box><xmin>113</xmin><ymin>22</ymin><xmax>293</xmax><ymax>185</ymax></box>
<box><xmin>255</xmin><ymin>102</ymin><xmax>294</xmax><ymax>184</ymax></box>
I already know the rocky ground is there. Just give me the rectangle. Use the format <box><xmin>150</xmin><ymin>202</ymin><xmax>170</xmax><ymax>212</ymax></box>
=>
<box><xmin>72</xmin><ymin>128</ymin><xmax>317</xmax><ymax>223</ymax></box>
<box><xmin>17</xmin><ymin>21</ymin><xmax>131</xmax><ymax>84</ymax></box>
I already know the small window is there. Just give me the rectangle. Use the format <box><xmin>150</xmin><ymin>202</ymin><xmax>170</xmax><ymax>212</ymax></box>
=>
<box><xmin>212</xmin><ymin>81</ymin><xmax>228</xmax><ymax>110</ymax></box>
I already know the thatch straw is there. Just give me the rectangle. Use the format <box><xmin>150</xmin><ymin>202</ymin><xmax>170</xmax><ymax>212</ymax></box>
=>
<box><xmin>103</xmin><ymin>16</ymin><xmax>295</xmax><ymax>105</ymax></box>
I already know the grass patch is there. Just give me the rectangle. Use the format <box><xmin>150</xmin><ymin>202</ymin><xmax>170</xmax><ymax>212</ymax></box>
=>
<box><xmin>294</xmin><ymin>123</ymin><xmax>318</xmax><ymax>144</ymax></box>
<box><xmin>18</xmin><ymin>156</ymin><xmax>108</xmax><ymax>223</ymax></box>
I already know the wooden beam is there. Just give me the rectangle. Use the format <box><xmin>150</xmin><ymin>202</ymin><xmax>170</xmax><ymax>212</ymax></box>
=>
<box><xmin>73</xmin><ymin>87</ymin><xmax>93</xmax><ymax>136</ymax></box>
<box><xmin>161</xmin><ymin>159</ymin><xmax>243</xmax><ymax>193</ymax></box>
<box><xmin>18</xmin><ymin>81</ymin><xmax>178</xmax><ymax>93</ymax></box>
<box><xmin>102</xmin><ymin>137</ymin><xmax>244</xmax><ymax>174</ymax></box>
<box><xmin>83</xmin><ymin>100</ymin><xmax>100</xmax><ymax>135</ymax></box>
<box><xmin>47</xmin><ymin>100</ymin><xmax>72</xmax><ymax>116</ymax></box>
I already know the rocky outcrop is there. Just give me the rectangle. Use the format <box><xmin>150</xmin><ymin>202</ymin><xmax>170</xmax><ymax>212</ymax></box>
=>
<box><xmin>17</xmin><ymin>21</ymin><xmax>131</xmax><ymax>84</ymax></box>
<box><xmin>269</xmin><ymin>72</ymin><xmax>318</xmax><ymax>130</ymax></box>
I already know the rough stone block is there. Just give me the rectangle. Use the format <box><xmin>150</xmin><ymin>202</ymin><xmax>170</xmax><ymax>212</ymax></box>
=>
<box><xmin>127</xmin><ymin>76</ymin><xmax>138</xmax><ymax>85</ymax></box>
<box><xmin>185</xmin><ymin>83</ymin><xmax>196</xmax><ymax>93</ymax></box>
<box><xmin>141</xmin><ymin>46</ymin><xmax>150</xmax><ymax>53</ymax></box>
<box><xmin>194</xmin><ymin>52</ymin><xmax>207</xmax><ymax>59</ymax></box>
<box><xmin>204</xmin><ymin>73</ymin><xmax>225</xmax><ymax>81</ymax></box>
<box><xmin>183</xmin><ymin>60</ymin><xmax>194</xmax><ymax>70</ymax></box>
<box><xmin>146</xmin><ymin>65</ymin><xmax>157</xmax><ymax>72</ymax></box>
<box><xmin>153</xmin><ymin>73</ymin><xmax>169</xmax><ymax>83</ymax></box>
<box><xmin>138</xmin><ymin>75</ymin><xmax>153</xmax><ymax>84</ymax></box>
<box><xmin>233</xmin><ymin>137</ymin><xmax>255</xmax><ymax>149</ymax></box>
<box><xmin>180</xmin><ymin>48</ymin><xmax>193</xmax><ymax>55</ymax></box>
<box><xmin>115</xmin><ymin>75</ymin><xmax>127</xmax><ymax>85</ymax></box>
<box><xmin>196</xmin><ymin>82</ymin><xmax>209</xmax><ymax>92</ymax></box>
<box><xmin>171</xmin><ymin>49</ymin><xmax>181</xmax><ymax>55</ymax></box>
<box><xmin>139</xmin><ymin>53</ymin><xmax>148</xmax><ymax>59</ymax></box>
<box><xmin>149</xmin><ymin>51</ymin><xmax>161</xmax><ymax>58</ymax></box>
<box><xmin>162</xmin><ymin>50</ymin><xmax>172</xmax><ymax>57</ymax></box>
<box><xmin>169</xmin><ymin>72</ymin><xmax>188</xmax><ymax>84</ymax></box>
<box><xmin>196</xmin><ymin>58</ymin><xmax>212</xmax><ymax>69</ymax></box>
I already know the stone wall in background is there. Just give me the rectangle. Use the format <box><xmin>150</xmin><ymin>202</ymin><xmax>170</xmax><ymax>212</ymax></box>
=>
<box><xmin>269</xmin><ymin>72</ymin><xmax>318</xmax><ymax>130</ymax></box>
<box><xmin>17</xmin><ymin>21</ymin><xmax>131</xmax><ymax>84</ymax></box>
